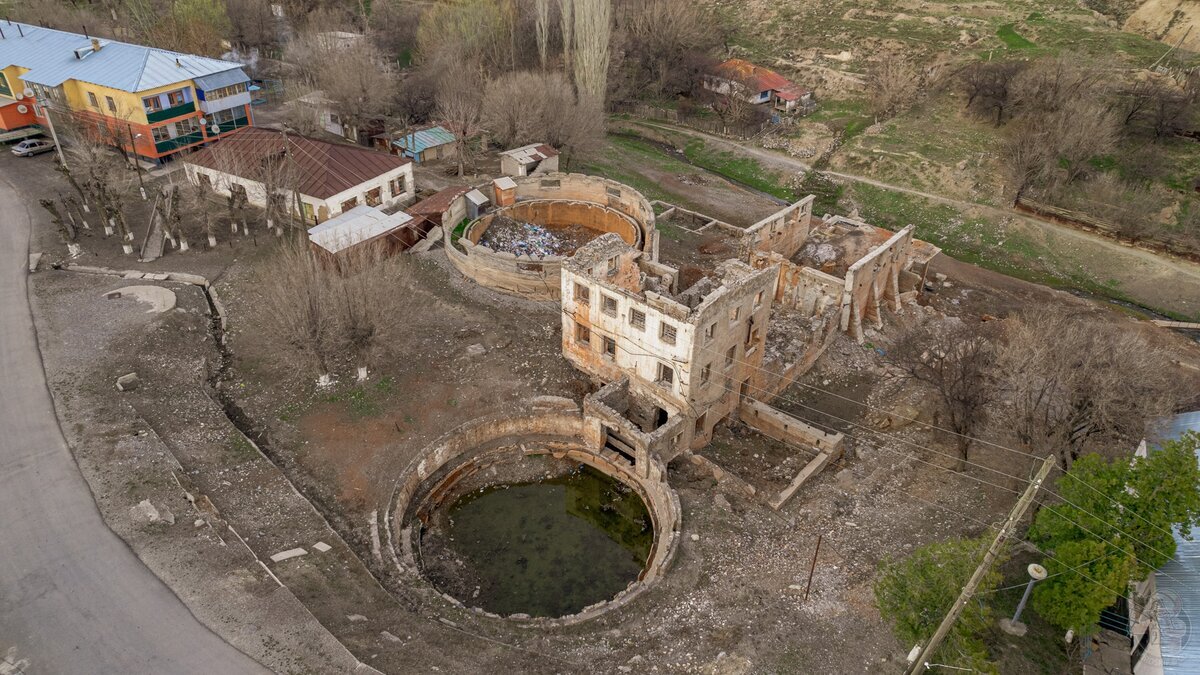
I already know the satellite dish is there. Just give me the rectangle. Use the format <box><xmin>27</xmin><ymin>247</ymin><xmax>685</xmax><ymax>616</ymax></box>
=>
<box><xmin>22</xmin><ymin>88</ymin><xmax>33</xmax><ymax>98</ymax></box>
<box><xmin>17</xmin><ymin>104</ymin><xmax>28</xmax><ymax>114</ymax></box>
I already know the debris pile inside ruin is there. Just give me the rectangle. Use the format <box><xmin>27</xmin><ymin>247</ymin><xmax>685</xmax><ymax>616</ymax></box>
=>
<box><xmin>478</xmin><ymin>216</ymin><xmax>599</xmax><ymax>257</ymax></box>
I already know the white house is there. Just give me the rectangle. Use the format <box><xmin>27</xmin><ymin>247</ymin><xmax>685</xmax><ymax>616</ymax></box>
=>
<box><xmin>183</xmin><ymin>126</ymin><xmax>414</xmax><ymax>224</ymax></box>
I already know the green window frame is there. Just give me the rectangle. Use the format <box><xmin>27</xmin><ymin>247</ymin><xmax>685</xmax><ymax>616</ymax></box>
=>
<box><xmin>0</xmin><ymin>72</ymin><xmax>11</xmax><ymax>98</ymax></box>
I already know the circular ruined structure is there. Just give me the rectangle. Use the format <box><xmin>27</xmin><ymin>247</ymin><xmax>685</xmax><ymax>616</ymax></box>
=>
<box><xmin>386</xmin><ymin>399</ymin><xmax>680</xmax><ymax>624</ymax></box>
<box><xmin>444</xmin><ymin>173</ymin><xmax>657</xmax><ymax>300</ymax></box>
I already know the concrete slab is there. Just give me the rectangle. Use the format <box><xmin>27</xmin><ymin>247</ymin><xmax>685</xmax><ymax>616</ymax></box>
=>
<box><xmin>104</xmin><ymin>285</ymin><xmax>177</xmax><ymax>314</ymax></box>
<box><xmin>313</xmin><ymin>542</ymin><xmax>332</xmax><ymax>553</ymax></box>
<box><xmin>269</xmin><ymin>548</ymin><xmax>308</xmax><ymax>563</ymax></box>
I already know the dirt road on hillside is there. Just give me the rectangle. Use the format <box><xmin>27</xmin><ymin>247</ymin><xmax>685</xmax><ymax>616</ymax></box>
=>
<box><xmin>633</xmin><ymin>121</ymin><xmax>1200</xmax><ymax>318</ymax></box>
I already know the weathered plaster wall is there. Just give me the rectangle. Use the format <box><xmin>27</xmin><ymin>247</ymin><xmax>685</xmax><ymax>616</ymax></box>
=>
<box><xmin>749</xmin><ymin>250</ymin><xmax>843</xmax><ymax>317</ymax></box>
<box><xmin>840</xmin><ymin>224</ymin><xmax>915</xmax><ymax>341</ymax></box>
<box><xmin>739</xmin><ymin>195</ymin><xmax>814</xmax><ymax>258</ymax></box>
<box><xmin>738</xmin><ymin>398</ymin><xmax>844</xmax><ymax>454</ymax></box>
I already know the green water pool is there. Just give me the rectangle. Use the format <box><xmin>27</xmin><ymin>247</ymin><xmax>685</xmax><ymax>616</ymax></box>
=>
<box><xmin>441</xmin><ymin>465</ymin><xmax>653</xmax><ymax>617</ymax></box>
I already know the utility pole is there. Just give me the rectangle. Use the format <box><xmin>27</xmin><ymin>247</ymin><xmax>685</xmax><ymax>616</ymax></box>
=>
<box><xmin>903</xmin><ymin>454</ymin><xmax>1057</xmax><ymax>675</ymax></box>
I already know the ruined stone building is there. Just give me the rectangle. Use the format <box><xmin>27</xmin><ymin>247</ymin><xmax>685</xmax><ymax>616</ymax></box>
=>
<box><xmin>561</xmin><ymin>233</ymin><xmax>777</xmax><ymax>466</ymax></box>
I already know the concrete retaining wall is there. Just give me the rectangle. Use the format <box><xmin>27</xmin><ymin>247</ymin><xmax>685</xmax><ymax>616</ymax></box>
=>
<box><xmin>738</xmin><ymin>398</ymin><xmax>844</xmax><ymax>454</ymax></box>
<box><xmin>387</xmin><ymin>405</ymin><xmax>681</xmax><ymax>626</ymax></box>
<box><xmin>444</xmin><ymin>173</ymin><xmax>657</xmax><ymax>300</ymax></box>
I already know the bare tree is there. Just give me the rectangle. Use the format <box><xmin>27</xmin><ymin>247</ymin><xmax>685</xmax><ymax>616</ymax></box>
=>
<box><xmin>535</xmin><ymin>0</ymin><xmax>551</xmax><ymax>70</ymax></box>
<box><xmin>330</xmin><ymin>243</ymin><xmax>420</xmax><ymax>380</ymax></box>
<box><xmin>560</xmin><ymin>0</ymin><xmax>574</xmax><ymax>79</ymax></box>
<box><xmin>416</xmin><ymin>0</ymin><xmax>514</xmax><ymax>72</ymax></box>
<box><xmin>959</xmin><ymin>60</ymin><xmax>1025</xmax><ymax>126</ymax></box>
<box><xmin>481</xmin><ymin>71</ymin><xmax>550</xmax><ymax>147</ymax></box>
<box><xmin>999</xmin><ymin>117</ymin><xmax>1052</xmax><ymax>204</ymax></box>
<box><xmin>705</xmin><ymin>70</ymin><xmax>756</xmax><ymax>131</ymax></box>
<box><xmin>1045</xmin><ymin>95</ymin><xmax>1120</xmax><ymax>184</ymax></box>
<box><xmin>58</xmin><ymin>123</ymin><xmax>137</xmax><ymax>252</ymax></box>
<box><xmin>39</xmin><ymin>198</ymin><xmax>80</xmax><ymax>257</ymax></box>
<box><xmin>226</xmin><ymin>0</ymin><xmax>278</xmax><ymax>50</ymax></box>
<box><xmin>616</xmin><ymin>0</ymin><xmax>723</xmax><ymax>97</ymax></box>
<box><xmin>435</xmin><ymin>61</ymin><xmax>486</xmax><ymax>177</ymax></box>
<box><xmin>886</xmin><ymin>320</ymin><xmax>999</xmax><ymax>471</ymax></box>
<box><xmin>867</xmin><ymin>54</ymin><xmax>922</xmax><ymax>122</ymax></box>
<box><xmin>573</xmin><ymin>0</ymin><xmax>611</xmax><ymax>103</ymax></box>
<box><xmin>316</xmin><ymin>40</ymin><xmax>398</xmax><ymax>141</ymax></box>
<box><xmin>255</xmin><ymin>237</ymin><xmax>420</xmax><ymax>384</ymax></box>
<box><xmin>995</xmin><ymin>310</ymin><xmax>1182</xmax><ymax>470</ymax></box>
<box><xmin>369</xmin><ymin>0</ymin><xmax>423</xmax><ymax>64</ymax></box>
<box><xmin>255</xmin><ymin>237</ymin><xmax>339</xmax><ymax>385</ymax></box>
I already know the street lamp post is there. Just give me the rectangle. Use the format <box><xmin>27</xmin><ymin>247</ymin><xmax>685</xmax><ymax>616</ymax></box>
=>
<box><xmin>1000</xmin><ymin>563</ymin><xmax>1049</xmax><ymax>636</ymax></box>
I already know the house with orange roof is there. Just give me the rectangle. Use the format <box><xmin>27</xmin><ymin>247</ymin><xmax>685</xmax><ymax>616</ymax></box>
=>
<box><xmin>704</xmin><ymin>58</ymin><xmax>813</xmax><ymax>112</ymax></box>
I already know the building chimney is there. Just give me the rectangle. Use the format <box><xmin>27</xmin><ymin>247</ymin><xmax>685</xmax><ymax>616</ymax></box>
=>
<box><xmin>175</xmin><ymin>57</ymin><xmax>181</xmax><ymax>67</ymax></box>
<box><xmin>15</xmin><ymin>23</ymin><xmax>22</xmax><ymax>37</ymax></box>
<box><xmin>0</xmin><ymin>27</ymin><xmax>6</xmax><ymax>40</ymax></box>
<box><xmin>82</xmin><ymin>24</ymin><xmax>88</xmax><ymax>39</ymax></box>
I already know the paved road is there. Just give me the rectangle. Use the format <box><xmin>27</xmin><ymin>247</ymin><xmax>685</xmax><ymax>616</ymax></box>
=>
<box><xmin>0</xmin><ymin>172</ymin><xmax>267</xmax><ymax>673</ymax></box>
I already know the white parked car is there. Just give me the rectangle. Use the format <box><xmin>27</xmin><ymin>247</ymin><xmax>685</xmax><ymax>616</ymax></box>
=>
<box><xmin>11</xmin><ymin>139</ymin><xmax>55</xmax><ymax>157</ymax></box>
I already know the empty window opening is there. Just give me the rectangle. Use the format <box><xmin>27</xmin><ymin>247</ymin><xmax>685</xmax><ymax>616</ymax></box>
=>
<box><xmin>574</xmin><ymin>282</ymin><xmax>590</xmax><ymax>304</ymax></box>
<box><xmin>659</xmin><ymin>321</ymin><xmax>677</xmax><ymax>345</ymax></box>
<box><xmin>575</xmin><ymin>322</ymin><xmax>590</xmax><ymax>345</ymax></box>
<box><xmin>656</xmin><ymin>363</ymin><xmax>674</xmax><ymax>388</ymax></box>
<box><xmin>601</xmin><ymin>294</ymin><xmax>617</xmax><ymax>316</ymax></box>
<box><xmin>603</xmin><ymin>336</ymin><xmax>616</xmax><ymax>357</ymax></box>
<box><xmin>603</xmin><ymin>426</ymin><xmax>637</xmax><ymax>465</ymax></box>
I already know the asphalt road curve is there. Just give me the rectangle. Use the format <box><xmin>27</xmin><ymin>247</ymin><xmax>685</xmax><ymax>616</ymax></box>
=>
<box><xmin>0</xmin><ymin>170</ymin><xmax>267</xmax><ymax>674</ymax></box>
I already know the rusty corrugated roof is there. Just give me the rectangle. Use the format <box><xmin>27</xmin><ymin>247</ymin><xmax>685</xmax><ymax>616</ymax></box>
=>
<box><xmin>715</xmin><ymin>58</ymin><xmax>794</xmax><ymax>92</ymax></box>
<box><xmin>407</xmin><ymin>185</ymin><xmax>471</xmax><ymax>215</ymax></box>
<box><xmin>185</xmin><ymin>127</ymin><xmax>410</xmax><ymax>200</ymax></box>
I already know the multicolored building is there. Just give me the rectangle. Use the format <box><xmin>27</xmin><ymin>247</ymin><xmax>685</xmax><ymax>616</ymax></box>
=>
<box><xmin>0</xmin><ymin>22</ymin><xmax>252</xmax><ymax>162</ymax></box>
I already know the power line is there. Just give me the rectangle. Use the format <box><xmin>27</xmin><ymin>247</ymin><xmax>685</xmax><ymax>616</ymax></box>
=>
<box><xmin>693</xmin><ymin>341</ymin><xmax>1190</xmax><ymax>571</ymax></box>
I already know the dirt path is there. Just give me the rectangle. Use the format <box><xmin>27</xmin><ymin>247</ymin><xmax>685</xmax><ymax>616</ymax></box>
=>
<box><xmin>633</xmin><ymin>121</ymin><xmax>1200</xmax><ymax>317</ymax></box>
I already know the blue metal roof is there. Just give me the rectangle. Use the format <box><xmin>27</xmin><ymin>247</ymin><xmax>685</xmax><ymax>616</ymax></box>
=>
<box><xmin>391</xmin><ymin>126</ymin><xmax>455</xmax><ymax>154</ymax></box>
<box><xmin>0</xmin><ymin>22</ymin><xmax>245</xmax><ymax>93</ymax></box>
<box><xmin>1153</xmin><ymin>411</ymin><xmax>1200</xmax><ymax>674</ymax></box>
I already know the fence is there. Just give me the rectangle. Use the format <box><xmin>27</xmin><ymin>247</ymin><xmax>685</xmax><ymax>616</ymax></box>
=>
<box><xmin>610</xmin><ymin>102</ymin><xmax>773</xmax><ymax>140</ymax></box>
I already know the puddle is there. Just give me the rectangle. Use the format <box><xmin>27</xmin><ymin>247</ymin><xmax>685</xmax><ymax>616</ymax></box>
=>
<box><xmin>434</xmin><ymin>465</ymin><xmax>653</xmax><ymax>618</ymax></box>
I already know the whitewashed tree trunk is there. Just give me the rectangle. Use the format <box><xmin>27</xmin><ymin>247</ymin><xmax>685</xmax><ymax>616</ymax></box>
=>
<box><xmin>230</xmin><ymin>222</ymin><xmax>238</xmax><ymax>234</ymax></box>
<box><xmin>317</xmin><ymin>373</ymin><xmax>334</xmax><ymax>388</ymax></box>
<box><xmin>122</xmin><ymin>243</ymin><xmax>133</xmax><ymax>255</ymax></box>
<box><xmin>67</xmin><ymin>243</ymin><xmax>81</xmax><ymax>257</ymax></box>
<box><xmin>356</xmin><ymin>366</ymin><xmax>368</xmax><ymax>382</ymax></box>
<box><xmin>241</xmin><ymin>220</ymin><xmax>249</xmax><ymax>235</ymax></box>
<box><xmin>180</xmin><ymin>238</ymin><xmax>190</xmax><ymax>252</ymax></box>
<box><xmin>104</xmin><ymin>219</ymin><xmax>114</xmax><ymax>236</ymax></box>
<box><xmin>124</xmin><ymin>231</ymin><xmax>135</xmax><ymax>241</ymax></box>
<box><xmin>207</xmin><ymin>234</ymin><xmax>217</xmax><ymax>248</ymax></box>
